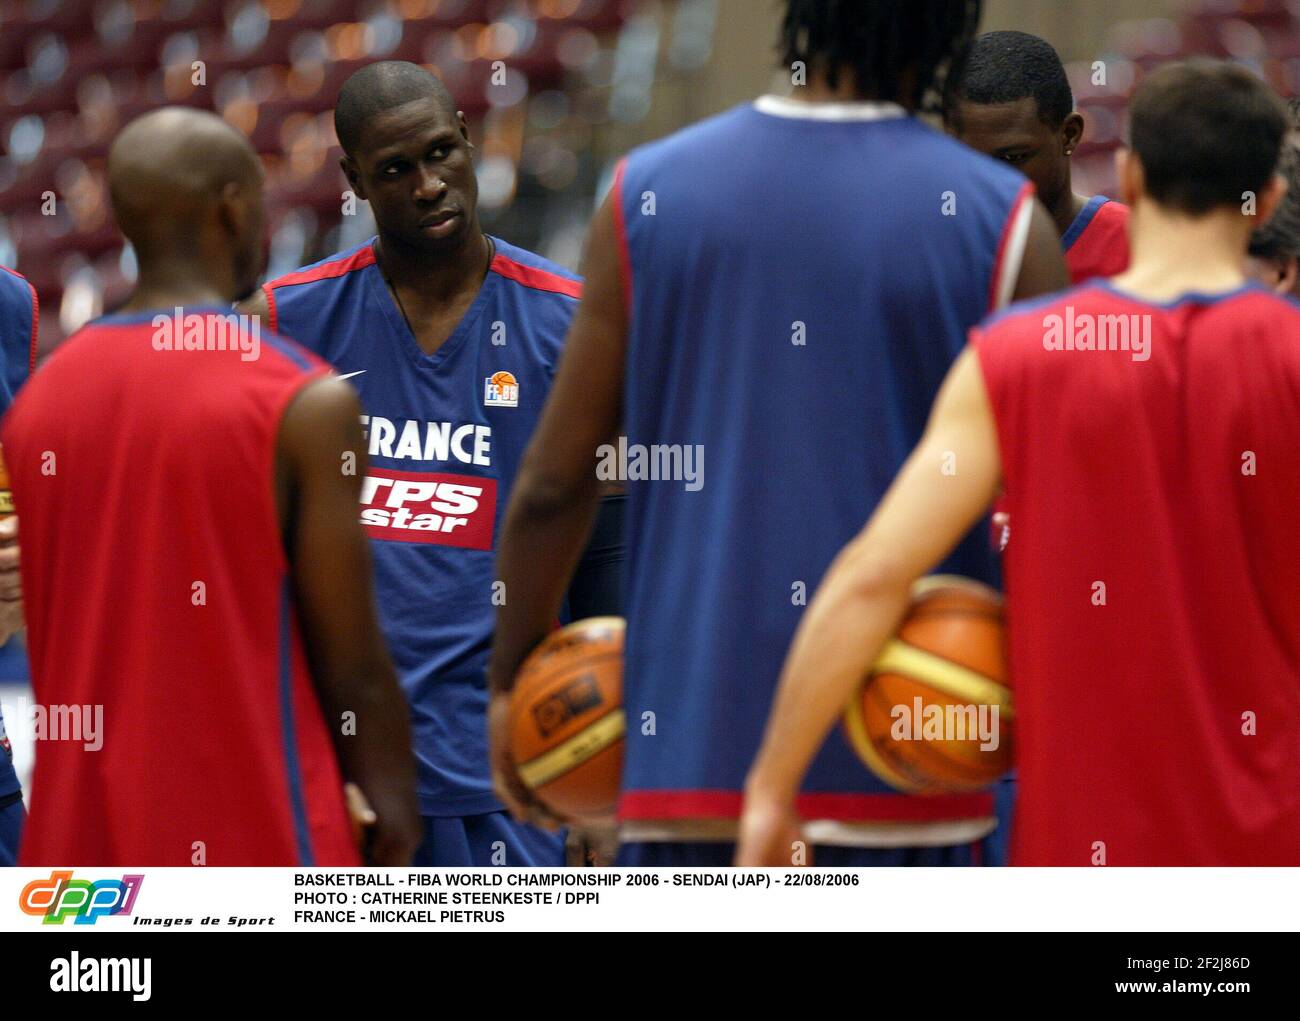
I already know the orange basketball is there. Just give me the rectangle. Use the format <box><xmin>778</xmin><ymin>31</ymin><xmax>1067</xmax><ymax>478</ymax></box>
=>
<box><xmin>844</xmin><ymin>576</ymin><xmax>1012</xmax><ymax>794</ymax></box>
<box><xmin>509</xmin><ymin>616</ymin><xmax>625</xmax><ymax>820</ymax></box>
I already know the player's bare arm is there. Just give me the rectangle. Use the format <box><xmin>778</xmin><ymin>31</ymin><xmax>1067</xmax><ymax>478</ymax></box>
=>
<box><xmin>1012</xmin><ymin>198</ymin><xmax>1070</xmax><ymax>302</ymax></box>
<box><xmin>236</xmin><ymin>286</ymin><xmax>271</xmax><ymax>323</ymax></box>
<box><xmin>736</xmin><ymin>348</ymin><xmax>1003</xmax><ymax>866</ymax></box>
<box><xmin>486</xmin><ymin>190</ymin><xmax>627</xmax><ymax>825</ymax></box>
<box><xmin>277</xmin><ymin>375</ymin><xmax>421</xmax><ymax>865</ymax></box>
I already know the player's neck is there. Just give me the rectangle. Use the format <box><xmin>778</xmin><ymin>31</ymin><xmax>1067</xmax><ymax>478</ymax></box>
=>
<box><xmin>374</xmin><ymin>228</ymin><xmax>491</xmax><ymax>302</ymax></box>
<box><xmin>118</xmin><ymin>265</ymin><xmax>231</xmax><ymax>314</ymax></box>
<box><xmin>1110</xmin><ymin>203</ymin><xmax>1249</xmax><ymax>301</ymax></box>
<box><xmin>1051</xmin><ymin>190</ymin><xmax>1090</xmax><ymax>239</ymax></box>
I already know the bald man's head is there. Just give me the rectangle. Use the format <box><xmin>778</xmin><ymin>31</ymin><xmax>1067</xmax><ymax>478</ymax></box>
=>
<box><xmin>108</xmin><ymin>107</ymin><xmax>266</xmax><ymax>301</ymax></box>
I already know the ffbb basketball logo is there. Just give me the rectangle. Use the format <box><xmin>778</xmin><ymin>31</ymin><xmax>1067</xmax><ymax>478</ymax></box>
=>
<box><xmin>484</xmin><ymin>371</ymin><xmax>519</xmax><ymax>408</ymax></box>
<box><xmin>19</xmin><ymin>870</ymin><xmax>145</xmax><ymax>925</ymax></box>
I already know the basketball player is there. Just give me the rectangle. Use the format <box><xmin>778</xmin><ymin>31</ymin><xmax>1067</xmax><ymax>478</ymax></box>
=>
<box><xmin>0</xmin><ymin>263</ymin><xmax>37</xmax><ymax>865</ymax></box>
<box><xmin>4</xmin><ymin>108</ymin><xmax>420</xmax><ymax>866</ymax></box>
<box><xmin>738</xmin><ymin>60</ymin><xmax>1299</xmax><ymax>866</ymax></box>
<box><xmin>947</xmin><ymin>33</ymin><xmax>1129</xmax><ymax>860</ymax></box>
<box><xmin>1245</xmin><ymin>98</ymin><xmax>1300</xmax><ymax>294</ymax></box>
<box><xmin>240</xmin><ymin>62</ymin><xmax>623</xmax><ymax>867</ymax></box>
<box><xmin>487</xmin><ymin>0</ymin><xmax>1068</xmax><ymax>866</ymax></box>
<box><xmin>947</xmin><ymin>31</ymin><xmax>1130</xmax><ymax>283</ymax></box>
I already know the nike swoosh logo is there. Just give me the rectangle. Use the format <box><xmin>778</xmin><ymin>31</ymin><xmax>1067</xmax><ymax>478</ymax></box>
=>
<box><xmin>336</xmin><ymin>370</ymin><xmax>367</xmax><ymax>380</ymax></box>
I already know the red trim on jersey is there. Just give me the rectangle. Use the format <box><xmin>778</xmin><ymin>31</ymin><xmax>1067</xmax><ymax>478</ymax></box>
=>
<box><xmin>490</xmin><ymin>252</ymin><xmax>583</xmax><ymax>299</ymax></box>
<box><xmin>610</xmin><ymin>158</ymin><xmax>634</xmax><ymax>316</ymax></box>
<box><xmin>26</xmin><ymin>278</ymin><xmax>37</xmax><ymax>374</ymax></box>
<box><xmin>988</xmin><ymin>180</ymin><xmax>1035</xmax><ymax>312</ymax></box>
<box><xmin>1063</xmin><ymin>199</ymin><xmax>1131</xmax><ymax>284</ymax></box>
<box><xmin>263</xmin><ymin>246</ymin><xmax>380</xmax><ymax>335</ymax></box>
<box><xmin>619</xmin><ymin>789</ymin><xmax>995</xmax><ymax>823</ymax></box>
<box><xmin>267</xmin><ymin>245</ymin><xmax>378</xmax><ymax>292</ymax></box>
<box><xmin>262</xmin><ymin>282</ymin><xmax>278</xmax><ymax>335</ymax></box>
<box><xmin>1</xmin><ymin>266</ymin><xmax>37</xmax><ymax>373</ymax></box>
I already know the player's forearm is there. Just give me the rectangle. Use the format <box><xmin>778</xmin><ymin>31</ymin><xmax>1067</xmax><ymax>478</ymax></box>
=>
<box><xmin>488</xmin><ymin>467</ymin><xmax>603</xmax><ymax>696</ymax></box>
<box><xmin>745</xmin><ymin>541</ymin><xmax>913</xmax><ymax>805</ymax></box>
<box><xmin>316</xmin><ymin>659</ymin><xmax>418</xmax><ymax>793</ymax></box>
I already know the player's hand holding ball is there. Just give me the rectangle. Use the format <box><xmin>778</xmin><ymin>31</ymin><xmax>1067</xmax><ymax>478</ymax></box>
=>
<box><xmin>493</xmin><ymin>617</ymin><xmax>626</xmax><ymax>831</ymax></box>
<box><xmin>489</xmin><ymin>690</ymin><xmax>565</xmax><ymax>831</ymax></box>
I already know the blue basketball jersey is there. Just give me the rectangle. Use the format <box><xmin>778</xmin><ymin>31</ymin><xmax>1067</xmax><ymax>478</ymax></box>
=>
<box><xmin>265</xmin><ymin>237</ymin><xmax>581</xmax><ymax>815</ymax></box>
<box><xmin>0</xmin><ymin>265</ymin><xmax>37</xmax><ymax>800</ymax></box>
<box><xmin>613</xmin><ymin>97</ymin><xmax>1034</xmax><ymax>838</ymax></box>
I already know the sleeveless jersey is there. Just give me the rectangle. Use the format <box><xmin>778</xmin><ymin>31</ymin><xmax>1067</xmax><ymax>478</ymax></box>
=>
<box><xmin>976</xmin><ymin>281</ymin><xmax>1300</xmax><ymax>865</ymax></box>
<box><xmin>614</xmin><ymin>97</ymin><xmax>1034</xmax><ymax>840</ymax></box>
<box><xmin>264</xmin><ymin>237</ymin><xmax>581</xmax><ymax>816</ymax></box>
<box><xmin>2</xmin><ymin>308</ymin><xmax>358</xmax><ymax>865</ymax></box>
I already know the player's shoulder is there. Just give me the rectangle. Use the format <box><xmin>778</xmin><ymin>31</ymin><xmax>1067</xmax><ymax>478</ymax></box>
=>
<box><xmin>1067</xmin><ymin>195</ymin><xmax>1128</xmax><ymax>245</ymax></box>
<box><xmin>489</xmin><ymin>236</ymin><xmax>582</xmax><ymax>301</ymax></box>
<box><xmin>975</xmin><ymin>282</ymin><xmax>1104</xmax><ymax>342</ymax></box>
<box><xmin>264</xmin><ymin>239</ymin><xmax>376</xmax><ymax>293</ymax></box>
<box><xmin>0</xmin><ymin>264</ymin><xmax>37</xmax><ymax>350</ymax></box>
<box><xmin>0</xmin><ymin>265</ymin><xmax>37</xmax><ymax>377</ymax></box>
<box><xmin>1094</xmin><ymin>197</ymin><xmax>1130</xmax><ymax>228</ymax></box>
<box><xmin>255</xmin><ymin>321</ymin><xmax>333</xmax><ymax>376</ymax></box>
<box><xmin>623</xmin><ymin>102</ymin><xmax>756</xmax><ymax>168</ymax></box>
<box><xmin>0</xmin><ymin>264</ymin><xmax>34</xmax><ymax>307</ymax></box>
<box><xmin>1199</xmin><ymin>280</ymin><xmax>1300</xmax><ymax>324</ymax></box>
<box><xmin>66</xmin><ymin>307</ymin><xmax>326</xmax><ymax>377</ymax></box>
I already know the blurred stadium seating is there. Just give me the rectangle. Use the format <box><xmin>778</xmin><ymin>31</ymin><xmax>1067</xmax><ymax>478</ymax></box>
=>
<box><xmin>1069</xmin><ymin>0</ymin><xmax>1300</xmax><ymax>198</ymax></box>
<box><xmin>0</xmin><ymin>0</ymin><xmax>718</xmax><ymax>352</ymax></box>
<box><xmin>2</xmin><ymin>0</ymin><xmax>1299</xmax><ymax>353</ymax></box>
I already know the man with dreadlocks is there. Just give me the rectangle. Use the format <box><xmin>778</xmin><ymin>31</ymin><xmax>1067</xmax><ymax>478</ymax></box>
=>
<box><xmin>487</xmin><ymin>0</ymin><xmax>1068</xmax><ymax>866</ymax></box>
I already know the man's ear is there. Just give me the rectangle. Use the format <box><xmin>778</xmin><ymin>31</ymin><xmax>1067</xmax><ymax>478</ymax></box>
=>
<box><xmin>216</xmin><ymin>179</ymin><xmax>247</xmax><ymax>242</ymax></box>
<box><xmin>1062</xmin><ymin>111</ymin><xmax>1084</xmax><ymax>154</ymax></box>
<box><xmin>339</xmin><ymin>154</ymin><xmax>364</xmax><ymax>199</ymax></box>
<box><xmin>1281</xmin><ymin>256</ymin><xmax>1300</xmax><ymax>296</ymax></box>
<box><xmin>458</xmin><ymin>110</ymin><xmax>471</xmax><ymax>146</ymax></box>
<box><xmin>1272</xmin><ymin>256</ymin><xmax>1298</xmax><ymax>295</ymax></box>
<box><xmin>1253</xmin><ymin>171</ymin><xmax>1287</xmax><ymax>227</ymax></box>
<box><xmin>1115</xmin><ymin>148</ymin><xmax>1142</xmax><ymax>207</ymax></box>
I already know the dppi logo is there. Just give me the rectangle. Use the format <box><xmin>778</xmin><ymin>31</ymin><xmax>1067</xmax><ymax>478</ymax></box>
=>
<box><xmin>20</xmin><ymin>871</ymin><xmax>144</xmax><ymax>925</ymax></box>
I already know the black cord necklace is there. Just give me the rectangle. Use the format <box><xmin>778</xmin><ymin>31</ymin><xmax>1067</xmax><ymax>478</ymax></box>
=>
<box><xmin>375</xmin><ymin>234</ymin><xmax>495</xmax><ymax>339</ymax></box>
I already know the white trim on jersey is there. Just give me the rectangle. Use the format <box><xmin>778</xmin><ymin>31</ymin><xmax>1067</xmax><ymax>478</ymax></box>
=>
<box><xmin>753</xmin><ymin>94</ymin><xmax>908</xmax><ymax>121</ymax></box>
<box><xmin>619</xmin><ymin>816</ymin><xmax>996</xmax><ymax>848</ymax></box>
<box><xmin>992</xmin><ymin>186</ymin><xmax>1035</xmax><ymax>311</ymax></box>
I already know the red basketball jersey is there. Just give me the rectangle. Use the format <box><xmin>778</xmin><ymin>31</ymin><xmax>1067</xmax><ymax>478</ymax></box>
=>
<box><xmin>2</xmin><ymin>308</ymin><xmax>361</xmax><ymax>866</ymax></box>
<box><xmin>975</xmin><ymin>282</ymin><xmax>1300</xmax><ymax>865</ymax></box>
<box><xmin>1063</xmin><ymin>196</ymin><xmax>1130</xmax><ymax>284</ymax></box>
